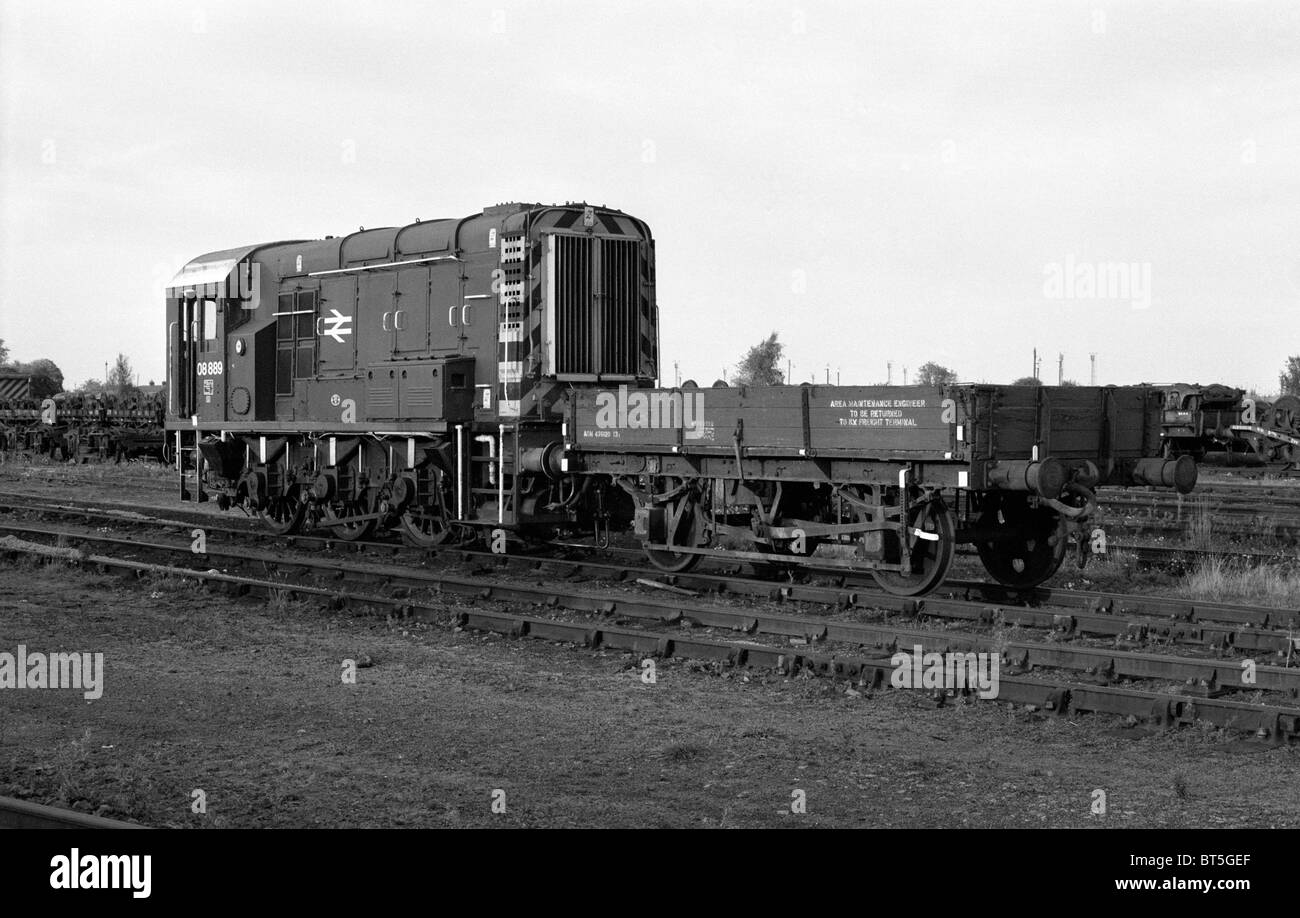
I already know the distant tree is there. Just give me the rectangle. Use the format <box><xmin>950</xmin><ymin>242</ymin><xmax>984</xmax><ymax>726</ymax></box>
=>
<box><xmin>14</xmin><ymin>358</ymin><xmax>63</xmax><ymax>399</ymax></box>
<box><xmin>147</xmin><ymin>379</ymin><xmax>156</xmax><ymax>386</ymax></box>
<box><xmin>731</xmin><ymin>332</ymin><xmax>785</xmax><ymax>387</ymax></box>
<box><xmin>0</xmin><ymin>338</ymin><xmax>8</xmax><ymax>365</ymax></box>
<box><xmin>77</xmin><ymin>379</ymin><xmax>107</xmax><ymax>396</ymax></box>
<box><xmin>1059</xmin><ymin>379</ymin><xmax>1080</xmax><ymax>387</ymax></box>
<box><xmin>1281</xmin><ymin>356</ymin><xmax>1300</xmax><ymax>397</ymax></box>
<box><xmin>914</xmin><ymin>362</ymin><xmax>958</xmax><ymax>387</ymax></box>
<box><xmin>109</xmin><ymin>353</ymin><xmax>137</xmax><ymax>394</ymax></box>
<box><xmin>1011</xmin><ymin>376</ymin><xmax>1042</xmax><ymax>386</ymax></box>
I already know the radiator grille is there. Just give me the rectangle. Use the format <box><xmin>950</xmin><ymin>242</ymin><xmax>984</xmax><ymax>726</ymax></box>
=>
<box><xmin>553</xmin><ymin>235</ymin><xmax>641</xmax><ymax>376</ymax></box>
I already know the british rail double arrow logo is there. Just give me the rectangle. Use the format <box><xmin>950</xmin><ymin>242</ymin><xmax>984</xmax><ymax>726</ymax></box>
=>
<box><xmin>321</xmin><ymin>309</ymin><xmax>353</xmax><ymax>343</ymax></box>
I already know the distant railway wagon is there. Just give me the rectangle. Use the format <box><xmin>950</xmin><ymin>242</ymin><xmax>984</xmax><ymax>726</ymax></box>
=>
<box><xmin>1159</xmin><ymin>383</ymin><xmax>1299</xmax><ymax>466</ymax></box>
<box><xmin>0</xmin><ymin>393</ymin><xmax>166</xmax><ymax>461</ymax></box>
<box><xmin>166</xmin><ymin>201</ymin><xmax>1195</xmax><ymax>596</ymax></box>
<box><xmin>0</xmin><ymin>368</ymin><xmax>32</xmax><ymax>402</ymax></box>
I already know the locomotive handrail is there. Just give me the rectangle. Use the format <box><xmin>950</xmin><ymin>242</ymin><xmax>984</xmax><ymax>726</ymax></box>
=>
<box><xmin>307</xmin><ymin>253</ymin><xmax>460</xmax><ymax>278</ymax></box>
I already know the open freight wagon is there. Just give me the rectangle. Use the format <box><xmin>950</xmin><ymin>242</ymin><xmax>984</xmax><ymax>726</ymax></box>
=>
<box><xmin>564</xmin><ymin>382</ymin><xmax>1195</xmax><ymax>594</ymax></box>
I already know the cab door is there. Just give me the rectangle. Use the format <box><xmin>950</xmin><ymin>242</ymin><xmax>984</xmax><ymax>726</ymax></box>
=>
<box><xmin>169</xmin><ymin>295</ymin><xmax>197</xmax><ymax>420</ymax></box>
<box><xmin>273</xmin><ymin>287</ymin><xmax>317</xmax><ymax>420</ymax></box>
<box><xmin>195</xmin><ymin>295</ymin><xmax>226</xmax><ymax>422</ymax></box>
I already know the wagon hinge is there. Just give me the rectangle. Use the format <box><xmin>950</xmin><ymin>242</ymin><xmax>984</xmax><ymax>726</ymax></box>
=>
<box><xmin>897</xmin><ymin>465</ymin><xmax>913</xmax><ymax>566</ymax></box>
<box><xmin>732</xmin><ymin>418</ymin><xmax>745</xmax><ymax>485</ymax></box>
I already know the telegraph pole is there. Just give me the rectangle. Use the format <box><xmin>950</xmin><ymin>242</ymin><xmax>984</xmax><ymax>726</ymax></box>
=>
<box><xmin>1058</xmin><ymin>353</ymin><xmax>1064</xmax><ymax>386</ymax></box>
<box><xmin>1090</xmin><ymin>353</ymin><xmax>1097</xmax><ymax>386</ymax></box>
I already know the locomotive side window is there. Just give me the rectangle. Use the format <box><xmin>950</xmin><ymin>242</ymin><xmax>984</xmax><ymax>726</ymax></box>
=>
<box><xmin>200</xmin><ymin>298</ymin><xmax>218</xmax><ymax>353</ymax></box>
<box><xmin>275</xmin><ymin>290</ymin><xmax>318</xmax><ymax>396</ymax></box>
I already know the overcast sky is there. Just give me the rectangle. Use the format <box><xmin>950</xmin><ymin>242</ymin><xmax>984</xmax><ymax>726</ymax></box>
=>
<box><xmin>2</xmin><ymin>0</ymin><xmax>1297</xmax><ymax>393</ymax></box>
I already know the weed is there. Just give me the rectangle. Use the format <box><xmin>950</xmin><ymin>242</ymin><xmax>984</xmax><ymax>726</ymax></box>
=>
<box><xmin>53</xmin><ymin>729</ymin><xmax>94</xmax><ymax>805</ymax></box>
<box><xmin>1177</xmin><ymin>556</ymin><xmax>1300</xmax><ymax>608</ymax></box>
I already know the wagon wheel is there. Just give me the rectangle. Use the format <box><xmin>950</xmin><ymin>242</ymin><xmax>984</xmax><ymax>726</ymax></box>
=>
<box><xmin>1274</xmin><ymin>395</ymin><xmax>1300</xmax><ymax>438</ymax></box>
<box><xmin>643</xmin><ymin>478</ymin><xmax>708</xmax><ymax>573</ymax></box>
<box><xmin>399</xmin><ymin>506</ymin><xmax>457</xmax><ymax>548</ymax></box>
<box><xmin>973</xmin><ymin>495</ymin><xmax>1066</xmax><ymax>589</ymax></box>
<box><xmin>323</xmin><ymin>497</ymin><xmax>376</xmax><ymax>541</ymax></box>
<box><xmin>260</xmin><ymin>487</ymin><xmax>307</xmax><ymax>536</ymax></box>
<box><xmin>870</xmin><ymin>499</ymin><xmax>956</xmax><ymax>596</ymax></box>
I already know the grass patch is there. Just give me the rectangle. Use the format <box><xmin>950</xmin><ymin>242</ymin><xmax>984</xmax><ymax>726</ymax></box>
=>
<box><xmin>1175</xmin><ymin>556</ymin><xmax>1300</xmax><ymax>608</ymax></box>
<box><xmin>265</xmin><ymin>587</ymin><xmax>315</xmax><ymax>616</ymax></box>
<box><xmin>144</xmin><ymin>571</ymin><xmax>198</xmax><ymax>595</ymax></box>
<box><xmin>1058</xmin><ymin>549</ymin><xmax>1179</xmax><ymax>594</ymax></box>
<box><xmin>1185</xmin><ymin>495</ymin><xmax>1214</xmax><ymax>551</ymax></box>
<box><xmin>53</xmin><ymin>729</ymin><xmax>94</xmax><ymax>805</ymax></box>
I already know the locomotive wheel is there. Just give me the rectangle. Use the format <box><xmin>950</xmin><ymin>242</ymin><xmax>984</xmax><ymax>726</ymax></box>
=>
<box><xmin>399</xmin><ymin>507</ymin><xmax>455</xmax><ymax>548</ymax></box>
<box><xmin>973</xmin><ymin>498</ymin><xmax>1066</xmax><ymax>589</ymax></box>
<box><xmin>260</xmin><ymin>488</ymin><xmax>307</xmax><ymax>536</ymax></box>
<box><xmin>323</xmin><ymin>499</ymin><xmax>376</xmax><ymax>542</ymax></box>
<box><xmin>870</xmin><ymin>500</ymin><xmax>956</xmax><ymax>596</ymax></box>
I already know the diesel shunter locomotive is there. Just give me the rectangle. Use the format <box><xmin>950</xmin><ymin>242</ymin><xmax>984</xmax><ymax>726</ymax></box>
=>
<box><xmin>165</xmin><ymin>201</ymin><xmax>1196</xmax><ymax>596</ymax></box>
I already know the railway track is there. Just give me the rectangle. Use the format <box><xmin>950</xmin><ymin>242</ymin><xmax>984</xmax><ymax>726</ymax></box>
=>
<box><xmin>1098</xmin><ymin>484</ymin><xmax>1300</xmax><ymax>510</ymax></box>
<box><xmin>0</xmin><ymin>795</ymin><xmax>145</xmax><ymax>830</ymax></box>
<box><xmin>8</xmin><ymin>516</ymin><xmax>1300</xmax><ymax>658</ymax></box>
<box><xmin>3</xmin><ymin>491</ymin><xmax>1297</xmax><ymax>633</ymax></box>
<box><xmin>2</xmin><ymin>491</ymin><xmax>1296</xmax><ymax>639</ymax></box>
<box><xmin>3</xmin><ymin>501</ymin><xmax>1299</xmax><ymax>742</ymax></box>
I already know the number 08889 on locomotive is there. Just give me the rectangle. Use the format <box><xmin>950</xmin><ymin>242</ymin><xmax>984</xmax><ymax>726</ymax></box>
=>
<box><xmin>164</xmin><ymin>201</ymin><xmax>1196</xmax><ymax>597</ymax></box>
